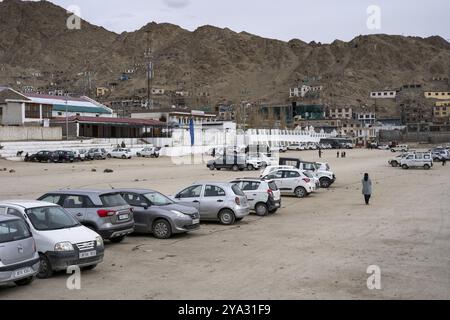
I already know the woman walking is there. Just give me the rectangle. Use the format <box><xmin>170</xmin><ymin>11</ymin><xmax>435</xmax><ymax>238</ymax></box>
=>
<box><xmin>362</xmin><ymin>173</ymin><xmax>372</xmax><ymax>205</ymax></box>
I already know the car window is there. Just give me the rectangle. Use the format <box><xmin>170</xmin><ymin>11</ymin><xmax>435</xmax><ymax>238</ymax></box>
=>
<box><xmin>241</xmin><ymin>181</ymin><xmax>260</xmax><ymax>191</ymax></box>
<box><xmin>266</xmin><ymin>171</ymin><xmax>283</xmax><ymax>180</ymax></box>
<box><xmin>424</xmin><ymin>154</ymin><xmax>431</xmax><ymax>160</ymax></box>
<box><xmin>7</xmin><ymin>208</ymin><xmax>24</xmax><ymax>219</ymax></box>
<box><xmin>407</xmin><ymin>155</ymin><xmax>414</xmax><ymax>160</ymax></box>
<box><xmin>231</xmin><ymin>185</ymin><xmax>245</xmax><ymax>196</ymax></box>
<box><xmin>100</xmin><ymin>193</ymin><xmax>127</xmax><ymax>207</ymax></box>
<box><xmin>39</xmin><ymin>194</ymin><xmax>63</xmax><ymax>205</ymax></box>
<box><xmin>268</xmin><ymin>181</ymin><xmax>278</xmax><ymax>191</ymax></box>
<box><xmin>122</xmin><ymin>193</ymin><xmax>147</xmax><ymax>207</ymax></box>
<box><xmin>204</xmin><ymin>185</ymin><xmax>226</xmax><ymax>197</ymax></box>
<box><xmin>0</xmin><ymin>219</ymin><xmax>31</xmax><ymax>243</ymax></box>
<box><xmin>303</xmin><ymin>163</ymin><xmax>316</xmax><ymax>171</ymax></box>
<box><xmin>284</xmin><ymin>171</ymin><xmax>301</xmax><ymax>178</ymax></box>
<box><xmin>303</xmin><ymin>171</ymin><xmax>314</xmax><ymax>178</ymax></box>
<box><xmin>26</xmin><ymin>206</ymin><xmax>80</xmax><ymax>231</ymax></box>
<box><xmin>143</xmin><ymin>192</ymin><xmax>173</xmax><ymax>206</ymax></box>
<box><xmin>63</xmin><ymin>195</ymin><xmax>85</xmax><ymax>208</ymax></box>
<box><xmin>178</xmin><ymin>185</ymin><xmax>202</xmax><ymax>198</ymax></box>
<box><xmin>0</xmin><ymin>207</ymin><xmax>6</xmax><ymax>215</ymax></box>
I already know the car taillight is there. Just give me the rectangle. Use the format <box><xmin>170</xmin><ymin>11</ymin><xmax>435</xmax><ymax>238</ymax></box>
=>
<box><xmin>267</xmin><ymin>189</ymin><xmax>274</xmax><ymax>197</ymax></box>
<box><xmin>303</xmin><ymin>178</ymin><xmax>311</xmax><ymax>183</ymax></box>
<box><xmin>235</xmin><ymin>197</ymin><xmax>241</xmax><ymax>205</ymax></box>
<box><xmin>97</xmin><ymin>209</ymin><xmax>116</xmax><ymax>217</ymax></box>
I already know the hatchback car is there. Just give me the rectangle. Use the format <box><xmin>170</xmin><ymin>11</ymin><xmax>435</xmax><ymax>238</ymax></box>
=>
<box><xmin>0</xmin><ymin>201</ymin><xmax>104</xmax><ymax>279</ymax></box>
<box><xmin>54</xmin><ymin>150</ymin><xmax>75</xmax><ymax>163</ymax></box>
<box><xmin>107</xmin><ymin>148</ymin><xmax>132</xmax><ymax>159</ymax></box>
<box><xmin>207</xmin><ymin>155</ymin><xmax>247</xmax><ymax>171</ymax></box>
<box><xmin>0</xmin><ymin>214</ymin><xmax>40</xmax><ymax>286</ymax></box>
<box><xmin>137</xmin><ymin>147</ymin><xmax>160</xmax><ymax>158</ymax></box>
<box><xmin>262</xmin><ymin>169</ymin><xmax>316</xmax><ymax>198</ymax></box>
<box><xmin>116</xmin><ymin>189</ymin><xmax>200</xmax><ymax>239</ymax></box>
<box><xmin>28</xmin><ymin>150</ymin><xmax>57</xmax><ymax>163</ymax></box>
<box><xmin>172</xmin><ymin>182</ymin><xmax>250</xmax><ymax>225</ymax></box>
<box><xmin>231</xmin><ymin>178</ymin><xmax>281</xmax><ymax>216</ymax></box>
<box><xmin>87</xmin><ymin>148</ymin><xmax>107</xmax><ymax>160</ymax></box>
<box><xmin>38</xmin><ymin>190</ymin><xmax>134</xmax><ymax>243</ymax></box>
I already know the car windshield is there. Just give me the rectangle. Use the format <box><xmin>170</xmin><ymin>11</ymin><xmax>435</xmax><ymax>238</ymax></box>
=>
<box><xmin>25</xmin><ymin>206</ymin><xmax>80</xmax><ymax>231</ymax></box>
<box><xmin>0</xmin><ymin>219</ymin><xmax>31</xmax><ymax>243</ymax></box>
<box><xmin>143</xmin><ymin>192</ymin><xmax>174</xmax><ymax>206</ymax></box>
<box><xmin>100</xmin><ymin>193</ymin><xmax>127</xmax><ymax>207</ymax></box>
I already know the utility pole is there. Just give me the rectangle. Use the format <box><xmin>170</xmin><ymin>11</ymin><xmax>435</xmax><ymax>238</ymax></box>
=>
<box><xmin>145</xmin><ymin>31</ymin><xmax>153</xmax><ymax>109</ymax></box>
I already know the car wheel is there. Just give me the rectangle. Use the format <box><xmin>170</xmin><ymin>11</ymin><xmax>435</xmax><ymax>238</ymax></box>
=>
<box><xmin>424</xmin><ymin>164</ymin><xmax>431</xmax><ymax>170</ymax></box>
<box><xmin>218</xmin><ymin>209</ymin><xmax>236</xmax><ymax>225</ymax></box>
<box><xmin>391</xmin><ymin>161</ymin><xmax>398</xmax><ymax>167</ymax></box>
<box><xmin>121</xmin><ymin>155</ymin><xmax>126</xmax><ymax>159</ymax></box>
<box><xmin>247</xmin><ymin>164</ymin><xmax>255</xmax><ymax>171</ymax></box>
<box><xmin>320</xmin><ymin>178</ymin><xmax>332</xmax><ymax>189</ymax></box>
<box><xmin>391</xmin><ymin>149</ymin><xmax>396</xmax><ymax>153</ymax></box>
<box><xmin>37</xmin><ymin>254</ymin><xmax>53</xmax><ymax>279</ymax></box>
<box><xmin>82</xmin><ymin>264</ymin><xmax>97</xmax><ymax>271</ymax></box>
<box><xmin>109</xmin><ymin>236</ymin><xmax>126</xmax><ymax>243</ymax></box>
<box><xmin>402</xmin><ymin>164</ymin><xmax>409</xmax><ymax>170</ymax></box>
<box><xmin>255</xmin><ymin>203</ymin><xmax>269</xmax><ymax>216</ymax></box>
<box><xmin>14</xmin><ymin>276</ymin><xmax>35</xmax><ymax>286</ymax></box>
<box><xmin>107</xmin><ymin>154</ymin><xmax>112</xmax><ymax>158</ymax></box>
<box><xmin>260</xmin><ymin>162</ymin><xmax>267</xmax><ymax>169</ymax></box>
<box><xmin>232</xmin><ymin>165</ymin><xmax>239</xmax><ymax>171</ymax></box>
<box><xmin>152</xmin><ymin>219</ymin><xmax>172</xmax><ymax>239</ymax></box>
<box><xmin>209</xmin><ymin>165</ymin><xmax>215</xmax><ymax>170</ymax></box>
<box><xmin>294</xmin><ymin>187</ymin><xmax>307</xmax><ymax>198</ymax></box>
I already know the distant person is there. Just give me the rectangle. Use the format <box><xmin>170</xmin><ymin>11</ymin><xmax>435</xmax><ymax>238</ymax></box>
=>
<box><xmin>362</xmin><ymin>173</ymin><xmax>373</xmax><ymax>205</ymax></box>
<box><xmin>342</xmin><ymin>151</ymin><xmax>346</xmax><ymax>158</ymax></box>
<box><xmin>443</xmin><ymin>158</ymin><xmax>447</xmax><ymax>166</ymax></box>
<box><xmin>121</xmin><ymin>141</ymin><xmax>126</xmax><ymax>148</ymax></box>
<box><xmin>212</xmin><ymin>148</ymin><xmax>216</xmax><ymax>157</ymax></box>
<box><xmin>337</xmin><ymin>151</ymin><xmax>340</xmax><ymax>158</ymax></box>
<box><xmin>24</xmin><ymin>153</ymin><xmax>29</xmax><ymax>162</ymax></box>
<box><xmin>318</xmin><ymin>148</ymin><xmax>322</xmax><ymax>158</ymax></box>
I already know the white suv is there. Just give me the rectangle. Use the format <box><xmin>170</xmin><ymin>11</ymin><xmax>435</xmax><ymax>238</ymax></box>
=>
<box><xmin>107</xmin><ymin>148</ymin><xmax>132</xmax><ymax>159</ymax></box>
<box><xmin>391</xmin><ymin>145</ymin><xmax>409</xmax><ymax>153</ymax></box>
<box><xmin>262</xmin><ymin>169</ymin><xmax>316</xmax><ymax>198</ymax></box>
<box><xmin>0</xmin><ymin>200</ymin><xmax>104</xmax><ymax>279</ymax></box>
<box><xmin>401</xmin><ymin>152</ymin><xmax>433</xmax><ymax>170</ymax></box>
<box><xmin>231</xmin><ymin>178</ymin><xmax>282</xmax><ymax>216</ymax></box>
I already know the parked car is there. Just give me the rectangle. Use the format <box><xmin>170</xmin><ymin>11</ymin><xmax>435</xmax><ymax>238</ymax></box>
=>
<box><xmin>74</xmin><ymin>149</ymin><xmax>88</xmax><ymax>161</ymax></box>
<box><xmin>306</xmin><ymin>142</ymin><xmax>318</xmax><ymax>150</ymax></box>
<box><xmin>37</xmin><ymin>190</ymin><xmax>134</xmax><ymax>243</ymax></box>
<box><xmin>172</xmin><ymin>182</ymin><xmax>250</xmax><ymax>225</ymax></box>
<box><xmin>260</xmin><ymin>165</ymin><xmax>297</xmax><ymax>178</ymax></box>
<box><xmin>0</xmin><ymin>214</ymin><xmax>40</xmax><ymax>286</ymax></box>
<box><xmin>261</xmin><ymin>169</ymin><xmax>316</xmax><ymax>198</ymax></box>
<box><xmin>231</xmin><ymin>178</ymin><xmax>281</xmax><ymax>216</ymax></box>
<box><xmin>53</xmin><ymin>150</ymin><xmax>75</xmax><ymax>163</ymax></box>
<box><xmin>400</xmin><ymin>152</ymin><xmax>433</xmax><ymax>170</ymax></box>
<box><xmin>270</xmin><ymin>144</ymin><xmax>287</xmax><ymax>153</ymax></box>
<box><xmin>107</xmin><ymin>148</ymin><xmax>132</xmax><ymax>159</ymax></box>
<box><xmin>115</xmin><ymin>189</ymin><xmax>200</xmax><ymax>239</ymax></box>
<box><xmin>136</xmin><ymin>147</ymin><xmax>160</xmax><ymax>158</ymax></box>
<box><xmin>28</xmin><ymin>150</ymin><xmax>57</xmax><ymax>163</ymax></box>
<box><xmin>287</xmin><ymin>143</ymin><xmax>304</xmax><ymax>151</ymax></box>
<box><xmin>279</xmin><ymin>158</ymin><xmax>336</xmax><ymax>188</ymax></box>
<box><xmin>430</xmin><ymin>148</ymin><xmax>449</xmax><ymax>160</ymax></box>
<box><xmin>391</xmin><ymin>145</ymin><xmax>409</xmax><ymax>153</ymax></box>
<box><xmin>388</xmin><ymin>153</ymin><xmax>409</xmax><ymax>167</ymax></box>
<box><xmin>207</xmin><ymin>155</ymin><xmax>247</xmax><ymax>171</ymax></box>
<box><xmin>0</xmin><ymin>200</ymin><xmax>104</xmax><ymax>279</ymax></box>
<box><xmin>246</xmin><ymin>153</ymin><xmax>277</xmax><ymax>170</ymax></box>
<box><xmin>87</xmin><ymin>148</ymin><xmax>107</xmax><ymax>160</ymax></box>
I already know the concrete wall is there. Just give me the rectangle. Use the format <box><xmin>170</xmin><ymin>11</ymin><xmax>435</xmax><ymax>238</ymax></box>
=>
<box><xmin>0</xmin><ymin>126</ymin><xmax>62</xmax><ymax>141</ymax></box>
<box><xmin>379</xmin><ymin>130</ymin><xmax>450</xmax><ymax>143</ymax></box>
<box><xmin>1</xmin><ymin>102</ymin><xmax>23</xmax><ymax>125</ymax></box>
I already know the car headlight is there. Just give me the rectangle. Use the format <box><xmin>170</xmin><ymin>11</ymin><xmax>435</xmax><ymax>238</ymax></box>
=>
<box><xmin>96</xmin><ymin>236</ymin><xmax>104</xmax><ymax>247</ymax></box>
<box><xmin>171</xmin><ymin>210</ymin><xmax>186</xmax><ymax>218</ymax></box>
<box><xmin>54</xmin><ymin>242</ymin><xmax>74</xmax><ymax>252</ymax></box>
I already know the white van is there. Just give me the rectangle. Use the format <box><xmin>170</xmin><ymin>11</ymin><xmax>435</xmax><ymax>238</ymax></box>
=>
<box><xmin>400</xmin><ymin>152</ymin><xmax>433</xmax><ymax>170</ymax></box>
<box><xmin>0</xmin><ymin>200</ymin><xmax>104</xmax><ymax>278</ymax></box>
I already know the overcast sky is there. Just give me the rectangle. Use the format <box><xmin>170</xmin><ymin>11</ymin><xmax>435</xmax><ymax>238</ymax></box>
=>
<box><xmin>45</xmin><ymin>0</ymin><xmax>450</xmax><ymax>43</ymax></box>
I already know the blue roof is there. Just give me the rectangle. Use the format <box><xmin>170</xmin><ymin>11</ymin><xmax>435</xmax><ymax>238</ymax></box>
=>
<box><xmin>53</xmin><ymin>104</ymin><xmax>112</xmax><ymax>114</ymax></box>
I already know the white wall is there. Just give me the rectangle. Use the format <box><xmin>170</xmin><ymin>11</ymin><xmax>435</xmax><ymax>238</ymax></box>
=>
<box><xmin>0</xmin><ymin>126</ymin><xmax>62</xmax><ymax>141</ymax></box>
<box><xmin>0</xmin><ymin>102</ymin><xmax>24</xmax><ymax>125</ymax></box>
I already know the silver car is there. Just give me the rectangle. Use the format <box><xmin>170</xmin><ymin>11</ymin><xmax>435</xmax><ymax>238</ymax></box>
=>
<box><xmin>116</xmin><ymin>189</ymin><xmax>200</xmax><ymax>239</ymax></box>
<box><xmin>0</xmin><ymin>215</ymin><xmax>40</xmax><ymax>286</ymax></box>
<box><xmin>172</xmin><ymin>182</ymin><xmax>250</xmax><ymax>225</ymax></box>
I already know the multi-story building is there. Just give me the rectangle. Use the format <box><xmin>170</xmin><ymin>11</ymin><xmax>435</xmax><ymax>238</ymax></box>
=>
<box><xmin>370</xmin><ymin>90</ymin><xmax>397</xmax><ymax>99</ymax></box>
<box><xmin>328</xmin><ymin>107</ymin><xmax>353</xmax><ymax>119</ymax></box>
<box><xmin>434</xmin><ymin>101</ymin><xmax>450</xmax><ymax>123</ymax></box>
<box><xmin>424</xmin><ymin>91</ymin><xmax>450</xmax><ymax>100</ymax></box>
<box><xmin>289</xmin><ymin>85</ymin><xmax>323</xmax><ymax>98</ymax></box>
<box><xmin>353</xmin><ymin>112</ymin><xmax>376</xmax><ymax>125</ymax></box>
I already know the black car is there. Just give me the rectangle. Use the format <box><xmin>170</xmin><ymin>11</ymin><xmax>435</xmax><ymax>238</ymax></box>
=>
<box><xmin>207</xmin><ymin>155</ymin><xmax>247</xmax><ymax>171</ymax></box>
<box><xmin>53</xmin><ymin>150</ymin><xmax>75</xmax><ymax>163</ymax></box>
<box><xmin>28</xmin><ymin>150</ymin><xmax>57</xmax><ymax>163</ymax></box>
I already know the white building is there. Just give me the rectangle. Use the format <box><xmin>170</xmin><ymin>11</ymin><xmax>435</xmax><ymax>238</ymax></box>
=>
<box><xmin>329</xmin><ymin>107</ymin><xmax>353</xmax><ymax>119</ymax></box>
<box><xmin>354</xmin><ymin>112</ymin><xmax>376</xmax><ymax>125</ymax></box>
<box><xmin>290</xmin><ymin>85</ymin><xmax>323</xmax><ymax>98</ymax></box>
<box><xmin>370</xmin><ymin>91</ymin><xmax>397</xmax><ymax>99</ymax></box>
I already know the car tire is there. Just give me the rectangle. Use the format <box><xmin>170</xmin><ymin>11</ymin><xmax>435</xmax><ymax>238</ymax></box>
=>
<box><xmin>152</xmin><ymin>219</ymin><xmax>172</xmax><ymax>239</ymax></box>
<box><xmin>391</xmin><ymin>149</ymin><xmax>396</xmax><ymax>153</ymax></box>
<box><xmin>37</xmin><ymin>254</ymin><xmax>53</xmax><ymax>279</ymax></box>
<box><xmin>319</xmin><ymin>178</ymin><xmax>332</xmax><ymax>189</ymax></box>
<box><xmin>109</xmin><ymin>236</ymin><xmax>126</xmax><ymax>243</ymax></box>
<box><xmin>121</xmin><ymin>155</ymin><xmax>126</xmax><ymax>159</ymax></box>
<box><xmin>209</xmin><ymin>165</ymin><xmax>215</xmax><ymax>171</ymax></box>
<box><xmin>247</xmin><ymin>164</ymin><xmax>255</xmax><ymax>171</ymax></box>
<box><xmin>391</xmin><ymin>161</ymin><xmax>398</xmax><ymax>167</ymax></box>
<box><xmin>424</xmin><ymin>164</ymin><xmax>431</xmax><ymax>170</ymax></box>
<box><xmin>402</xmin><ymin>164</ymin><xmax>409</xmax><ymax>170</ymax></box>
<box><xmin>14</xmin><ymin>276</ymin><xmax>35</xmax><ymax>286</ymax></box>
<box><xmin>218</xmin><ymin>209</ymin><xmax>236</xmax><ymax>225</ymax></box>
<box><xmin>255</xmin><ymin>203</ymin><xmax>269</xmax><ymax>216</ymax></box>
<box><xmin>82</xmin><ymin>264</ymin><xmax>98</xmax><ymax>271</ymax></box>
<box><xmin>294</xmin><ymin>187</ymin><xmax>307</xmax><ymax>198</ymax></box>
<box><xmin>107</xmin><ymin>154</ymin><xmax>112</xmax><ymax>158</ymax></box>
<box><xmin>232</xmin><ymin>165</ymin><xmax>239</xmax><ymax>171</ymax></box>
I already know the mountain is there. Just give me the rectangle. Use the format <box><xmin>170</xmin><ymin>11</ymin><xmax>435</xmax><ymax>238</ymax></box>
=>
<box><xmin>1</xmin><ymin>0</ymin><xmax>450</xmax><ymax>112</ymax></box>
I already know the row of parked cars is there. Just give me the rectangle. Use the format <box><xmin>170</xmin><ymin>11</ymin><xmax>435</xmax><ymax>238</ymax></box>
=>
<box><xmin>0</xmin><ymin>157</ymin><xmax>336</xmax><ymax>287</ymax></box>
<box><xmin>25</xmin><ymin>146</ymin><xmax>161</xmax><ymax>163</ymax></box>
<box><xmin>388</xmin><ymin>145</ymin><xmax>450</xmax><ymax>170</ymax></box>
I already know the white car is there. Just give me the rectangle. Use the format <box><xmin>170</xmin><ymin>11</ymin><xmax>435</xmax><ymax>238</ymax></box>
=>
<box><xmin>262</xmin><ymin>169</ymin><xmax>316</xmax><ymax>198</ymax></box>
<box><xmin>401</xmin><ymin>152</ymin><xmax>433</xmax><ymax>170</ymax></box>
<box><xmin>288</xmin><ymin>143</ymin><xmax>304</xmax><ymax>151</ymax></box>
<box><xmin>107</xmin><ymin>148</ymin><xmax>132</xmax><ymax>159</ymax></box>
<box><xmin>0</xmin><ymin>200</ymin><xmax>104</xmax><ymax>279</ymax></box>
<box><xmin>260</xmin><ymin>165</ymin><xmax>296</xmax><ymax>178</ymax></box>
<box><xmin>231</xmin><ymin>178</ymin><xmax>282</xmax><ymax>216</ymax></box>
<box><xmin>270</xmin><ymin>144</ymin><xmax>287</xmax><ymax>153</ymax></box>
<box><xmin>391</xmin><ymin>145</ymin><xmax>409</xmax><ymax>153</ymax></box>
<box><xmin>73</xmin><ymin>149</ymin><xmax>88</xmax><ymax>161</ymax></box>
<box><xmin>137</xmin><ymin>147</ymin><xmax>160</xmax><ymax>158</ymax></box>
<box><xmin>246</xmin><ymin>153</ymin><xmax>278</xmax><ymax>170</ymax></box>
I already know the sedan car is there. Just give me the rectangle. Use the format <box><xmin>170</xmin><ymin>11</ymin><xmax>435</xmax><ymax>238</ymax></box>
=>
<box><xmin>172</xmin><ymin>182</ymin><xmax>250</xmax><ymax>225</ymax></box>
<box><xmin>115</xmin><ymin>189</ymin><xmax>200</xmax><ymax>239</ymax></box>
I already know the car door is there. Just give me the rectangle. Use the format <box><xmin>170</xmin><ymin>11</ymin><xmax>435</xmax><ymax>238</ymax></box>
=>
<box><xmin>240</xmin><ymin>181</ymin><xmax>261</xmax><ymax>208</ymax></box>
<box><xmin>120</xmin><ymin>192</ymin><xmax>152</xmax><ymax>232</ymax></box>
<box><xmin>59</xmin><ymin>194</ymin><xmax>88</xmax><ymax>222</ymax></box>
<box><xmin>263</xmin><ymin>171</ymin><xmax>284</xmax><ymax>192</ymax></box>
<box><xmin>200</xmin><ymin>185</ymin><xmax>227</xmax><ymax>219</ymax></box>
<box><xmin>282</xmin><ymin>170</ymin><xmax>301</xmax><ymax>192</ymax></box>
<box><xmin>175</xmin><ymin>185</ymin><xmax>203</xmax><ymax>211</ymax></box>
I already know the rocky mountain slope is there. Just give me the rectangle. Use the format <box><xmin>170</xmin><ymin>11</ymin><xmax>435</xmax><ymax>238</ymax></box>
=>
<box><xmin>1</xmin><ymin>0</ymin><xmax>449</xmax><ymax>111</ymax></box>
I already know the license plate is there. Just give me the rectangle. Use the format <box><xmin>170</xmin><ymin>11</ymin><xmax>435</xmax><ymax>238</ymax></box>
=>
<box><xmin>79</xmin><ymin>250</ymin><xmax>97</xmax><ymax>259</ymax></box>
<box><xmin>14</xmin><ymin>267</ymin><xmax>32</xmax><ymax>278</ymax></box>
<box><xmin>192</xmin><ymin>219</ymin><xmax>200</xmax><ymax>224</ymax></box>
<box><xmin>118</xmin><ymin>214</ymin><xmax>129</xmax><ymax>221</ymax></box>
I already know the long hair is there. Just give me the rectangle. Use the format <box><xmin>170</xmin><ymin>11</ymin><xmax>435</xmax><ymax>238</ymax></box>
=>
<box><xmin>364</xmin><ymin>173</ymin><xmax>369</xmax><ymax>181</ymax></box>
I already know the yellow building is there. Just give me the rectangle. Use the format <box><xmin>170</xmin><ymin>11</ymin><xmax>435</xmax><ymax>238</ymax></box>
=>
<box><xmin>434</xmin><ymin>104</ymin><xmax>450</xmax><ymax>118</ymax></box>
<box><xmin>96</xmin><ymin>87</ymin><xmax>110</xmax><ymax>97</ymax></box>
<box><xmin>424</xmin><ymin>91</ymin><xmax>450</xmax><ymax>100</ymax></box>
<box><xmin>436</xmin><ymin>100</ymin><xmax>450</xmax><ymax>107</ymax></box>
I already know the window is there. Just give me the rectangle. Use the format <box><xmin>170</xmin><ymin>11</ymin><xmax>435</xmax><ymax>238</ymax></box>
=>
<box><xmin>7</xmin><ymin>208</ymin><xmax>24</xmax><ymax>219</ymax></box>
<box><xmin>204</xmin><ymin>185</ymin><xmax>226</xmax><ymax>197</ymax></box>
<box><xmin>0</xmin><ymin>219</ymin><xmax>31</xmax><ymax>243</ymax></box>
<box><xmin>26</xmin><ymin>206</ymin><xmax>80</xmax><ymax>231</ymax></box>
<box><xmin>177</xmin><ymin>185</ymin><xmax>202</xmax><ymax>198</ymax></box>
<box><xmin>57</xmin><ymin>112</ymin><xmax>63</xmax><ymax>116</ymax></box>
<box><xmin>42</xmin><ymin>105</ymin><xmax>52</xmax><ymax>118</ymax></box>
<box><xmin>265</xmin><ymin>171</ymin><xmax>283</xmax><ymax>180</ymax></box>
<box><xmin>100</xmin><ymin>193</ymin><xmax>127</xmax><ymax>207</ymax></box>
<box><xmin>39</xmin><ymin>194</ymin><xmax>63</xmax><ymax>205</ymax></box>
<box><xmin>62</xmin><ymin>195</ymin><xmax>87</xmax><ymax>208</ymax></box>
<box><xmin>25</xmin><ymin>103</ymin><xmax>40</xmax><ymax>118</ymax></box>
<box><xmin>284</xmin><ymin>171</ymin><xmax>301</xmax><ymax>178</ymax></box>
<box><xmin>241</xmin><ymin>181</ymin><xmax>260</xmax><ymax>191</ymax></box>
<box><xmin>122</xmin><ymin>193</ymin><xmax>147</xmax><ymax>207</ymax></box>
<box><xmin>143</xmin><ymin>192</ymin><xmax>173</xmax><ymax>206</ymax></box>
<box><xmin>0</xmin><ymin>106</ymin><xmax>3</xmax><ymax>118</ymax></box>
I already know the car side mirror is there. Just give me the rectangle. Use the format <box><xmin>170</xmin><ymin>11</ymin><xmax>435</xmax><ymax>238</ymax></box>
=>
<box><xmin>141</xmin><ymin>203</ymin><xmax>149</xmax><ymax>209</ymax></box>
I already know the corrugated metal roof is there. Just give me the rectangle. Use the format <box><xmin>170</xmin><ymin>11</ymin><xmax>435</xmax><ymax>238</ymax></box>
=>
<box><xmin>52</xmin><ymin>116</ymin><xmax>165</xmax><ymax>126</ymax></box>
<box><xmin>53</xmin><ymin>104</ymin><xmax>112</xmax><ymax>114</ymax></box>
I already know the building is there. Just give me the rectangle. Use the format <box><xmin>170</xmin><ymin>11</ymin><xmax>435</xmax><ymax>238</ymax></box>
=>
<box><xmin>294</xmin><ymin>118</ymin><xmax>342</xmax><ymax>134</ymax></box>
<box><xmin>292</xmin><ymin>104</ymin><xmax>325</xmax><ymax>120</ymax></box>
<box><xmin>96</xmin><ymin>87</ymin><xmax>110</xmax><ymax>97</ymax></box>
<box><xmin>353</xmin><ymin>112</ymin><xmax>376</xmax><ymax>125</ymax></box>
<box><xmin>370</xmin><ymin>91</ymin><xmax>397</xmax><ymax>99</ymax></box>
<box><xmin>328</xmin><ymin>107</ymin><xmax>353</xmax><ymax>119</ymax></box>
<box><xmin>151</xmin><ymin>88</ymin><xmax>165</xmax><ymax>95</ymax></box>
<box><xmin>434</xmin><ymin>102</ymin><xmax>450</xmax><ymax>123</ymax></box>
<box><xmin>131</xmin><ymin>108</ymin><xmax>217</xmax><ymax>127</ymax></box>
<box><xmin>290</xmin><ymin>85</ymin><xmax>323</xmax><ymax>98</ymax></box>
<box><xmin>424</xmin><ymin>91</ymin><xmax>450</xmax><ymax>100</ymax></box>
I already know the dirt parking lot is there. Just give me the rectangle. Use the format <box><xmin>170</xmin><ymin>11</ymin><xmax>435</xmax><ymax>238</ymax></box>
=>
<box><xmin>0</xmin><ymin>149</ymin><xmax>449</xmax><ymax>300</ymax></box>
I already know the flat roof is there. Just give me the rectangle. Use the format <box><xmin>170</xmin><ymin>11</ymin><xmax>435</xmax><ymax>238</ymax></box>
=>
<box><xmin>51</xmin><ymin>116</ymin><xmax>165</xmax><ymax>126</ymax></box>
